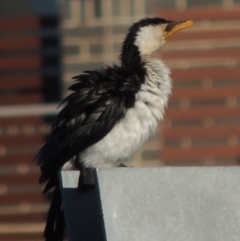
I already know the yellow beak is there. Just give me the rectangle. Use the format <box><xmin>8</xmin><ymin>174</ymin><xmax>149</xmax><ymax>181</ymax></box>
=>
<box><xmin>163</xmin><ymin>20</ymin><xmax>193</xmax><ymax>40</ymax></box>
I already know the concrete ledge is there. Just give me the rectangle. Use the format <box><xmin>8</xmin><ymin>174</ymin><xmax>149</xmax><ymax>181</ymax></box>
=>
<box><xmin>60</xmin><ymin>167</ymin><xmax>240</xmax><ymax>241</ymax></box>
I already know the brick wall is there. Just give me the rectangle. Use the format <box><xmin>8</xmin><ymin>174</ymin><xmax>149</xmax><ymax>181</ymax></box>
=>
<box><xmin>0</xmin><ymin>1</ymin><xmax>61</xmax><ymax>240</ymax></box>
<box><xmin>159</xmin><ymin>7</ymin><xmax>240</xmax><ymax>166</ymax></box>
<box><xmin>60</xmin><ymin>0</ymin><xmax>147</xmax><ymax>81</ymax></box>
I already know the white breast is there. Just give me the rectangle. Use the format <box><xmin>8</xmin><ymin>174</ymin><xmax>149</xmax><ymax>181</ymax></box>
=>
<box><xmin>79</xmin><ymin>59</ymin><xmax>172</xmax><ymax>168</ymax></box>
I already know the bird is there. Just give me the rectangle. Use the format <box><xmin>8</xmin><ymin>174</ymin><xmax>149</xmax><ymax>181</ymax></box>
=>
<box><xmin>36</xmin><ymin>17</ymin><xmax>193</xmax><ymax>241</ymax></box>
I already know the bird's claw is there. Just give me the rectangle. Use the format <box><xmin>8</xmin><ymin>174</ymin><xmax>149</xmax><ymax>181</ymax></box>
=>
<box><xmin>79</xmin><ymin>168</ymin><xmax>96</xmax><ymax>192</ymax></box>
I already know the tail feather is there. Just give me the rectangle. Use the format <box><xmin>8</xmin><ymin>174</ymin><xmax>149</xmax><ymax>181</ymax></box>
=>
<box><xmin>44</xmin><ymin>183</ymin><xmax>65</xmax><ymax>241</ymax></box>
<box><xmin>55</xmin><ymin>207</ymin><xmax>66</xmax><ymax>240</ymax></box>
<box><xmin>43</xmin><ymin>177</ymin><xmax>55</xmax><ymax>194</ymax></box>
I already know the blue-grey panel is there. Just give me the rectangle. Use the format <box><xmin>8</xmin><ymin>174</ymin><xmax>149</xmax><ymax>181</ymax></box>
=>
<box><xmin>60</xmin><ymin>171</ymin><xmax>106</xmax><ymax>241</ymax></box>
<box><xmin>31</xmin><ymin>0</ymin><xmax>58</xmax><ymax>15</ymax></box>
<box><xmin>0</xmin><ymin>0</ymin><xmax>59</xmax><ymax>16</ymax></box>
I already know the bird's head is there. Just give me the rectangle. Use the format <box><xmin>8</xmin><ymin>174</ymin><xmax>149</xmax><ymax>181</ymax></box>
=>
<box><xmin>120</xmin><ymin>17</ymin><xmax>193</xmax><ymax>67</ymax></box>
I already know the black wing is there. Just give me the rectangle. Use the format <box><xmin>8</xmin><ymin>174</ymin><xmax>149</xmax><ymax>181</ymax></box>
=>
<box><xmin>36</xmin><ymin>65</ymin><xmax>144</xmax><ymax>185</ymax></box>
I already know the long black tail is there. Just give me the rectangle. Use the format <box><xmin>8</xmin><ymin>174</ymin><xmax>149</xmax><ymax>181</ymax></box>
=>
<box><xmin>44</xmin><ymin>183</ymin><xmax>65</xmax><ymax>241</ymax></box>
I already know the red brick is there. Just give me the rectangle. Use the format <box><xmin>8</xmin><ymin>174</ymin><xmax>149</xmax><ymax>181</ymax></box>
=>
<box><xmin>170</xmin><ymin>86</ymin><xmax>240</xmax><ymax>100</ymax></box>
<box><xmin>0</xmin><ymin>93</ymin><xmax>44</xmax><ymax>105</ymax></box>
<box><xmin>0</xmin><ymin>75</ymin><xmax>42</xmax><ymax>90</ymax></box>
<box><xmin>0</xmin><ymin>17</ymin><xmax>39</xmax><ymax>31</ymax></box>
<box><xmin>0</xmin><ymin>56</ymin><xmax>41</xmax><ymax>71</ymax></box>
<box><xmin>1</xmin><ymin>174</ymin><xmax>39</xmax><ymax>186</ymax></box>
<box><xmin>0</xmin><ymin>37</ymin><xmax>40</xmax><ymax>51</ymax></box>
<box><xmin>0</xmin><ymin>233</ymin><xmax>43</xmax><ymax>241</ymax></box>
<box><xmin>164</xmin><ymin>126</ymin><xmax>240</xmax><ymax>139</ymax></box>
<box><xmin>0</xmin><ymin>135</ymin><xmax>44</xmax><ymax>146</ymax></box>
<box><xmin>172</xmin><ymin>67</ymin><xmax>240</xmax><ymax>81</ymax></box>
<box><xmin>0</xmin><ymin>193</ymin><xmax>44</xmax><ymax>205</ymax></box>
<box><xmin>160</xmin><ymin>7</ymin><xmax>240</xmax><ymax>21</ymax></box>
<box><xmin>1</xmin><ymin>153</ymin><xmax>37</xmax><ymax>165</ymax></box>
<box><xmin>167</xmin><ymin>29</ymin><xmax>240</xmax><ymax>41</ymax></box>
<box><xmin>165</xmin><ymin>106</ymin><xmax>240</xmax><ymax>120</ymax></box>
<box><xmin>163</xmin><ymin>145</ymin><xmax>240</xmax><ymax>160</ymax></box>
<box><xmin>0</xmin><ymin>117</ymin><xmax>43</xmax><ymax>126</ymax></box>
<box><xmin>0</xmin><ymin>212</ymin><xmax>46</xmax><ymax>223</ymax></box>
<box><xmin>163</xmin><ymin>48</ymin><xmax>240</xmax><ymax>60</ymax></box>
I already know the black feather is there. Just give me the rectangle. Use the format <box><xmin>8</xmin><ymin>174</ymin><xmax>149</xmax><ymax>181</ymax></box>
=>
<box><xmin>37</xmin><ymin>64</ymin><xmax>145</xmax><ymax>182</ymax></box>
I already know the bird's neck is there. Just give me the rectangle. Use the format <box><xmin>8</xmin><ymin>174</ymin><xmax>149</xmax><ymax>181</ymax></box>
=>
<box><xmin>120</xmin><ymin>43</ymin><xmax>143</xmax><ymax>69</ymax></box>
<box><xmin>144</xmin><ymin>58</ymin><xmax>172</xmax><ymax>106</ymax></box>
<box><xmin>119</xmin><ymin>43</ymin><xmax>147</xmax><ymax>84</ymax></box>
<box><xmin>120</xmin><ymin>42</ymin><xmax>158</xmax><ymax>72</ymax></box>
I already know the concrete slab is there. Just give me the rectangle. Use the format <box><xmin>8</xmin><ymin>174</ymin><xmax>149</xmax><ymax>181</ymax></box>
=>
<box><xmin>60</xmin><ymin>167</ymin><xmax>240</xmax><ymax>241</ymax></box>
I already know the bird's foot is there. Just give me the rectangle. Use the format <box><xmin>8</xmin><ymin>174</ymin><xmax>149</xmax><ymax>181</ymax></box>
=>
<box><xmin>79</xmin><ymin>168</ymin><xmax>95</xmax><ymax>192</ymax></box>
<box><xmin>118</xmin><ymin>163</ymin><xmax>128</xmax><ymax>167</ymax></box>
<box><xmin>77</xmin><ymin>163</ymin><xmax>131</xmax><ymax>191</ymax></box>
<box><xmin>118</xmin><ymin>163</ymin><xmax>133</xmax><ymax>167</ymax></box>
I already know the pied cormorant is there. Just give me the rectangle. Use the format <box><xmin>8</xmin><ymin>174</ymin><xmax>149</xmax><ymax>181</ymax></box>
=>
<box><xmin>36</xmin><ymin>17</ymin><xmax>193</xmax><ymax>241</ymax></box>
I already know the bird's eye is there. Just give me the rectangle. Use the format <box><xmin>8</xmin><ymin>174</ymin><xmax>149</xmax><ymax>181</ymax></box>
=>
<box><xmin>165</xmin><ymin>22</ymin><xmax>176</xmax><ymax>32</ymax></box>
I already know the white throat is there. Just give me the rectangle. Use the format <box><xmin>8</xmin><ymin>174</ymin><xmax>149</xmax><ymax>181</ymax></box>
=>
<box><xmin>143</xmin><ymin>58</ymin><xmax>172</xmax><ymax>107</ymax></box>
<box><xmin>134</xmin><ymin>25</ymin><xmax>166</xmax><ymax>56</ymax></box>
